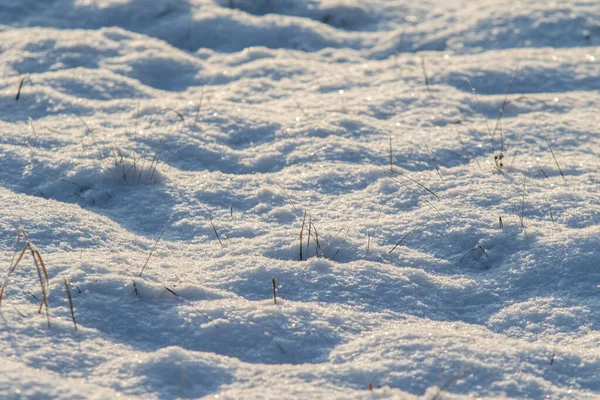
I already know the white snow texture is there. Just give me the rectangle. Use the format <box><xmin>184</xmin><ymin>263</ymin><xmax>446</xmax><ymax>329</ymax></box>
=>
<box><xmin>1</xmin><ymin>0</ymin><xmax>599</xmax><ymax>399</ymax></box>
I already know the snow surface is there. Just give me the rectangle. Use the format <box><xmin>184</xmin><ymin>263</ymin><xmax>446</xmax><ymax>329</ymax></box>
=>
<box><xmin>1</xmin><ymin>0</ymin><xmax>600</xmax><ymax>398</ymax></box>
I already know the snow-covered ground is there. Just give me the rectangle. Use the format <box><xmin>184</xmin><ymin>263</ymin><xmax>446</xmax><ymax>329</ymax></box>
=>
<box><xmin>1</xmin><ymin>0</ymin><xmax>600</xmax><ymax>398</ymax></box>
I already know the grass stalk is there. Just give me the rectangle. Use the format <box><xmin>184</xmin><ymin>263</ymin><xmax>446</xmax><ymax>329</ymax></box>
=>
<box><xmin>389</xmin><ymin>225</ymin><xmax>419</xmax><ymax>254</ymax></box>
<box><xmin>546</xmin><ymin>139</ymin><xmax>567</xmax><ymax>184</ymax></box>
<box><xmin>299</xmin><ymin>211</ymin><xmax>307</xmax><ymax>261</ymax></box>
<box><xmin>64</xmin><ymin>278</ymin><xmax>77</xmax><ymax>331</ymax></box>
<box><xmin>138</xmin><ymin>213</ymin><xmax>172</xmax><ymax>277</ymax></box>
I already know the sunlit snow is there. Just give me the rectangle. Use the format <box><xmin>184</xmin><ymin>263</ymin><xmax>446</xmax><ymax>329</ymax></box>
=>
<box><xmin>1</xmin><ymin>1</ymin><xmax>599</xmax><ymax>399</ymax></box>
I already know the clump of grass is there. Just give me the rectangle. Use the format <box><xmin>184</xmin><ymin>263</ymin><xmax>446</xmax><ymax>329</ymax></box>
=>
<box><xmin>0</xmin><ymin>228</ymin><xmax>51</xmax><ymax>328</ymax></box>
<box><xmin>76</xmin><ymin>107</ymin><xmax>175</xmax><ymax>187</ymax></box>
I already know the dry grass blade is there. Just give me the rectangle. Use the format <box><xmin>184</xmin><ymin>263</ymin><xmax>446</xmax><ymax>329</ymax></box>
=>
<box><xmin>294</xmin><ymin>97</ymin><xmax>310</xmax><ymax>120</ymax></box>
<box><xmin>314</xmin><ymin>224</ymin><xmax>320</xmax><ymax>254</ymax></box>
<box><xmin>64</xmin><ymin>278</ymin><xmax>77</xmax><ymax>331</ymax></box>
<box><xmin>420</xmin><ymin>57</ymin><xmax>430</xmax><ymax>90</ymax></box>
<box><xmin>492</xmin><ymin>67</ymin><xmax>518</xmax><ymax>153</ymax></box>
<box><xmin>210</xmin><ymin>219</ymin><xmax>223</xmax><ymax>247</ymax></box>
<box><xmin>393</xmin><ymin>29</ymin><xmax>405</xmax><ymax>72</ymax></box>
<box><xmin>0</xmin><ymin>246</ymin><xmax>28</xmax><ymax>306</ymax></box>
<box><xmin>193</xmin><ymin>90</ymin><xmax>205</xmax><ymax>129</ymax></box>
<box><xmin>138</xmin><ymin>213</ymin><xmax>172</xmax><ymax>277</ymax></box>
<box><xmin>9</xmin><ymin>229</ymin><xmax>24</xmax><ymax>271</ymax></box>
<box><xmin>311</xmin><ymin>222</ymin><xmax>322</xmax><ymax>256</ymax></box>
<box><xmin>306</xmin><ymin>214</ymin><xmax>312</xmax><ymax>256</ymax></box>
<box><xmin>3</xmin><ymin>233</ymin><xmax>52</xmax><ymax>328</ymax></box>
<box><xmin>459</xmin><ymin>245</ymin><xmax>489</xmax><ymax>263</ymax></box>
<box><xmin>466</xmin><ymin>78</ymin><xmax>494</xmax><ymax>151</ymax></box>
<box><xmin>0</xmin><ymin>231</ymin><xmax>28</xmax><ymax>307</ymax></box>
<box><xmin>148</xmin><ymin>138</ymin><xmax>166</xmax><ymax>181</ymax></box>
<box><xmin>508</xmin><ymin>134</ymin><xmax>524</xmax><ymax>172</ymax></box>
<box><xmin>426</xmin><ymin>145</ymin><xmax>447</xmax><ymax>189</ymax></box>
<box><xmin>30</xmin><ymin>245</ymin><xmax>49</xmax><ymax>287</ymax></box>
<box><xmin>11</xmin><ymin>304</ymin><xmax>26</xmax><ymax>318</ymax></box>
<box><xmin>299</xmin><ymin>211</ymin><xmax>307</xmax><ymax>261</ymax></box>
<box><xmin>389</xmin><ymin>225</ymin><xmax>420</xmax><ymax>254</ymax></box>
<box><xmin>388</xmin><ymin>174</ymin><xmax>456</xmax><ymax>236</ymax></box>
<box><xmin>163</xmin><ymin>286</ymin><xmax>219</xmax><ymax>329</ymax></box>
<box><xmin>15</xmin><ymin>75</ymin><xmax>31</xmax><ymax>100</ymax></box>
<box><xmin>546</xmin><ymin>139</ymin><xmax>567</xmax><ymax>184</ymax></box>
<box><xmin>545</xmin><ymin>198</ymin><xmax>556</xmax><ymax>226</ymax></box>
<box><xmin>272</xmin><ymin>277</ymin><xmax>277</xmax><ymax>305</ymax></box>
<box><xmin>332</xmin><ymin>227</ymin><xmax>350</xmax><ymax>261</ymax></box>
<box><xmin>388</xmin><ymin>170</ymin><xmax>439</xmax><ymax>198</ymax></box>
<box><xmin>29</xmin><ymin>244</ymin><xmax>51</xmax><ymax>328</ymax></box>
<box><xmin>314</xmin><ymin>226</ymin><xmax>346</xmax><ymax>258</ymax></box>
<box><xmin>163</xmin><ymin>107</ymin><xmax>185</xmax><ymax>122</ymax></box>
<box><xmin>270</xmin><ymin>177</ymin><xmax>303</xmax><ymax>216</ymax></box>
<box><xmin>77</xmin><ymin>116</ymin><xmax>105</xmax><ymax>161</ymax></box>
<box><xmin>535</xmin><ymin>158</ymin><xmax>549</xmax><ymax>179</ymax></box>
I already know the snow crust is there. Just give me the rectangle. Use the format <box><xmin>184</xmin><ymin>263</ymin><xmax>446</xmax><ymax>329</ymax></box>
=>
<box><xmin>1</xmin><ymin>0</ymin><xmax>600</xmax><ymax>398</ymax></box>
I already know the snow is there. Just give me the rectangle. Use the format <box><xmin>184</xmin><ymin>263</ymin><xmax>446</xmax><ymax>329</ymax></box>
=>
<box><xmin>1</xmin><ymin>0</ymin><xmax>600</xmax><ymax>398</ymax></box>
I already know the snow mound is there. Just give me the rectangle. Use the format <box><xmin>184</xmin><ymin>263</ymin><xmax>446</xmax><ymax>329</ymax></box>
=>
<box><xmin>1</xmin><ymin>0</ymin><xmax>600</xmax><ymax>399</ymax></box>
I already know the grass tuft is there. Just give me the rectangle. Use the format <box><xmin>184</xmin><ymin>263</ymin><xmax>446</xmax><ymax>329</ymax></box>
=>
<box><xmin>0</xmin><ymin>228</ymin><xmax>51</xmax><ymax>328</ymax></box>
